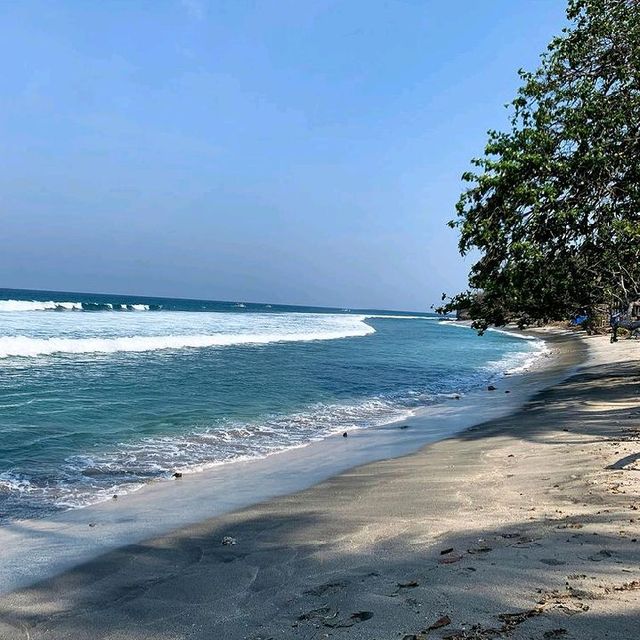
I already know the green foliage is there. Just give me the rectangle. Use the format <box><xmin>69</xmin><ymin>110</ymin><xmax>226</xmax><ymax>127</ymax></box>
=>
<box><xmin>440</xmin><ymin>0</ymin><xmax>640</xmax><ymax>332</ymax></box>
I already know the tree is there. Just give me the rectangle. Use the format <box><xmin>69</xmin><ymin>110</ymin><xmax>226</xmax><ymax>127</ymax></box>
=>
<box><xmin>440</xmin><ymin>0</ymin><xmax>640</xmax><ymax>333</ymax></box>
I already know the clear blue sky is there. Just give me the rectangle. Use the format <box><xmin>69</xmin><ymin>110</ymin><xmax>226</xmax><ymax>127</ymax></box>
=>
<box><xmin>0</xmin><ymin>0</ymin><xmax>567</xmax><ymax>311</ymax></box>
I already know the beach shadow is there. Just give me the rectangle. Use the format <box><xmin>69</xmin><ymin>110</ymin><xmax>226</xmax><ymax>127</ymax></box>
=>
<box><xmin>0</xmin><ymin>506</ymin><xmax>637</xmax><ymax>639</ymax></box>
<box><xmin>607</xmin><ymin>452</ymin><xmax>640</xmax><ymax>470</ymax></box>
<box><xmin>0</xmin><ymin>348</ymin><xmax>638</xmax><ymax>639</ymax></box>
<box><xmin>456</xmin><ymin>359</ymin><xmax>640</xmax><ymax>446</ymax></box>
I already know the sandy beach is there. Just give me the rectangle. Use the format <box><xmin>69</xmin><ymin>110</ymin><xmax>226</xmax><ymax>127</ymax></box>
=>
<box><xmin>0</xmin><ymin>330</ymin><xmax>638</xmax><ymax>639</ymax></box>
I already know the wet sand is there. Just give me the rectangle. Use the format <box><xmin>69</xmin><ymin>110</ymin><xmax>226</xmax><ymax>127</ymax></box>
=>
<box><xmin>0</xmin><ymin>331</ymin><xmax>638</xmax><ymax>639</ymax></box>
<box><xmin>0</xmin><ymin>327</ymin><xmax>561</xmax><ymax>596</ymax></box>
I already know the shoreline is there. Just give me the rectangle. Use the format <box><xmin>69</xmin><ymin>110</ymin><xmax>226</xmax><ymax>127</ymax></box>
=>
<box><xmin>0</xmin><ymin>326</ymin><xmax>575</xmax><ymax>597</ymax></box>
<box><xmin>0</xmin><ymin>330</ymin><xmax>635</xmax><ymax>639</ymax></box>
<box><xmin>0</xmin><ymin>317</ymin><xmax>535</xmax><ymax>519</ymax></box>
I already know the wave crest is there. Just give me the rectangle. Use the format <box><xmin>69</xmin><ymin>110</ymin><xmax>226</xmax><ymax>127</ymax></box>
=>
<box><xmin>0</xmin><ymin>321</ymin><xmax>375</xmax><ymax>358</ymax></box>
<box><xmin>0</xmin><ymin>300</ymin><xmax>156</xmax><ymax>312</ymax></box>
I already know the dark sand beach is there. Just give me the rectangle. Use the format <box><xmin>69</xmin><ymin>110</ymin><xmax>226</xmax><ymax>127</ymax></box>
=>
<box><xmin>0</xmin><ymin>332</ymin><xmax>638</xmax><ymax>639</ymax></box>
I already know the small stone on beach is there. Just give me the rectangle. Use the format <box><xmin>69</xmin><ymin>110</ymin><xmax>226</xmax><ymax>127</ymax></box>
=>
<box><xmin>221</xmin><ymin>536</ymin><xmax>237</xmax><ymax>546</ymax></box>
<box><xmin>343</xmin><ymin>432</ymin><xmax>348</xmax><ymax>438</ymax></box>
<box><xmin>173</xmin><ymin>472</ymin><xmax>182</xmax><ymax>478</ymax></box>
<box><xmin>488</xmin><ymin>385</ymin><xmax>497</xmax><ymax>391</ymax></box>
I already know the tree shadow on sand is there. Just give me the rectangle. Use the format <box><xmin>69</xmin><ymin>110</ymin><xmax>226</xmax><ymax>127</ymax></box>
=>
<box><xmin>0</xmin><ymin>350</ymin><xmax>638</xmax><ymax>639</ymax></box>
<box><xmin>457</xmin><ymin>359</ymin><xmax>640</xmax><ymax>448</ymax></box>
<box><xmin>0</xmin><ymin>505</ymin><xmax>637</xmax><ymax>640</ymax></box>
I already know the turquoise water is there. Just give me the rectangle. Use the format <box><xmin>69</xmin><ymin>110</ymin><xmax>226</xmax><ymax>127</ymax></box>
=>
<box><xmin>0</xmin><ymin>288</ymin><xmax>545</xmax><ymax>521</ymax></box>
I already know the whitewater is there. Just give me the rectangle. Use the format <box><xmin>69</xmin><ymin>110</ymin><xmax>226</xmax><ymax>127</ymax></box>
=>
<box><xmin>0</xmin><ymin>312</ymin><xmax>376</xmax><ymax>358</ymax></box>
<box><xmin>0</xmin><ymin>299</ymin><xmax>153</xmax><ymax>312</ymax></box>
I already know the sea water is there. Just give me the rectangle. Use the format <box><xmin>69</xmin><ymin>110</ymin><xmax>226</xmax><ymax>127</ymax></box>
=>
<box><xmin>0</xmin><ymin>288</ymin><xmax>546</xmax><ymax>522</ymax></box>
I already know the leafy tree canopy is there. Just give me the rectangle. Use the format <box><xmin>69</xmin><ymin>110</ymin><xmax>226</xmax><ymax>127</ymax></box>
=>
<box><xmin>440</xmin><ymin>0</ymin><xmax>640</xmax><ymax>332</ymax></box>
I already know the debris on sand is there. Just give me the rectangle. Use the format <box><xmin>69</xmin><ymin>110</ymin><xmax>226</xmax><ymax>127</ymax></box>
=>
<box><xmin>606</xmin><ymin>580</ymin><xmax>640</xmax><ymax>593</ymax></box>
<box><xmin>221</xmin><ymin>536</ymin><xmax>237</xmax><ymax>546</ymax></box>
<box><xmin>397</xmin><ymin>580</ymin><xmax>420</xmax><ymax>589</ymax></box>
<box><xmin>428</xmin><ymin>614</ymin><xmax>452</xmax><ymax>630</ymax></box>
<box><xmin>467</xmin><ymin>546</ymin><xmax>492</xmax><ymax>554</ymax></box>
<box><xmin>497</xmin><ymin>609</ymin><xmax>542</xmax><ymax>627</ymax></box>
<box><xmin>442</xmin><ymin>607</ymin><xmax>542</xmax><ymax>639</ymax></box>
<box><xmin>297</xmin><ymin>606</ymin><xmax>331</xmax><ymax>621</ymax></box>
<box><xmin>323</xmin><ymin>611</ymin><xmax>374</xmax><ymax>628</ymax></box>
<box><xmin>438</xmin><ymin>553</ymin><xmax>463</xmax><ymax>564</ymax></box>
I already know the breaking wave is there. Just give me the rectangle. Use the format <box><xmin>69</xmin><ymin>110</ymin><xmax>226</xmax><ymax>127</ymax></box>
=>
<box><xmin>0</xmin><ymin>314</ymin><xmax>376</xmax><ymax>358</ymax></box>
<box><xmin>0</xmin><ymin>300</ymin><xmax>157</xmax><ymax>312</ymax></box>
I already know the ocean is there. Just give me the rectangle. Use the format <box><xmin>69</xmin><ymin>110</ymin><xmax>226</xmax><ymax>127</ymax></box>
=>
<box><xmin>0</xmin><ymin>288</ymin><xmax>547</xmax><ymax>522</ymax></box>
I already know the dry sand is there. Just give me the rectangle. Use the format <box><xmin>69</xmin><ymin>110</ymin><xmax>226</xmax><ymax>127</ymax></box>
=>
<box><xmin>0</xmin><ymin>331</ymin><xmax>638</xmax><ymax>639</ymax></box>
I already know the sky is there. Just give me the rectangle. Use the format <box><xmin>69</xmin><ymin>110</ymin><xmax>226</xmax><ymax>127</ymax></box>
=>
<box><xmin>0</xmin><ymin>0</ymin><xmax>568</xmax><ymax>311</ymax></box>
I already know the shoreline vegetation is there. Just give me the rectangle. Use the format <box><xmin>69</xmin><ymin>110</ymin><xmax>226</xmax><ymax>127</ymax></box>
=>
<box><xmin>0</xmin><ymin>331</ymin><xmax>637</xmax><ymax>638</ymax></box>
<box><xmin>439</xmin><ymin>0</ymin><xmax>640</xmax><ymax>337</ymax></box>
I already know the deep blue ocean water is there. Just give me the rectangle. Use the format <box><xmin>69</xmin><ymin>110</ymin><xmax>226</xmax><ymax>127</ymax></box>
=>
<box><xmin>0</xmin><ymin>288</ymin><xmax>545</xmax><ymax>521</ymax></box>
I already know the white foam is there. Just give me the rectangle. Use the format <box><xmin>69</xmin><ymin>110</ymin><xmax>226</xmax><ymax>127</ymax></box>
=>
<box><xmin>439</xmin><ymin>320</ymin><xmax>537</xmax><ymax>339</ymax></box>
<box><xmin>487</xmin><ymin>327</ymin><xmax>537</xmax><ymax>341</ymax></box>
<box><xmin>483</xmin><ymin>337</ymin><xmax>550</xmax><ymax>377</ymax></box>
<box><xmin>502</xmin><ymin>340</ymin><xmax>550</xmax><ymax>374</ymax></box>
<box><xmin>438</xmin><ymin>320</ymin><xmax>550</xmax><ymax>375</ymax></box>
<box><xmin>0</xmin><ymin>300</ymin><xmax>151</xmax><ymax>312</ymax></box>
<box><xmin>0</xmin><ymin>300</ymin><xmax>82</xmax><ymax>312</ymax></box>
<box><xmin>0</xmin><ymin>471</ymin><xmax>32</xmax><ymax>493</ymax></box>
<box><xmin>365</xmin><ymin>314</ymin><xmax>439</xmax><ymax>320</ymax></box>
<box><xmin>0</xmin><ymin>313</ymin><xmax>376</xmax><ymax>358</ymax></box>
<box><xmin>35</xmin><ymin>397</ymin><xmax>416</xmax><ymax>511</ymax></box>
